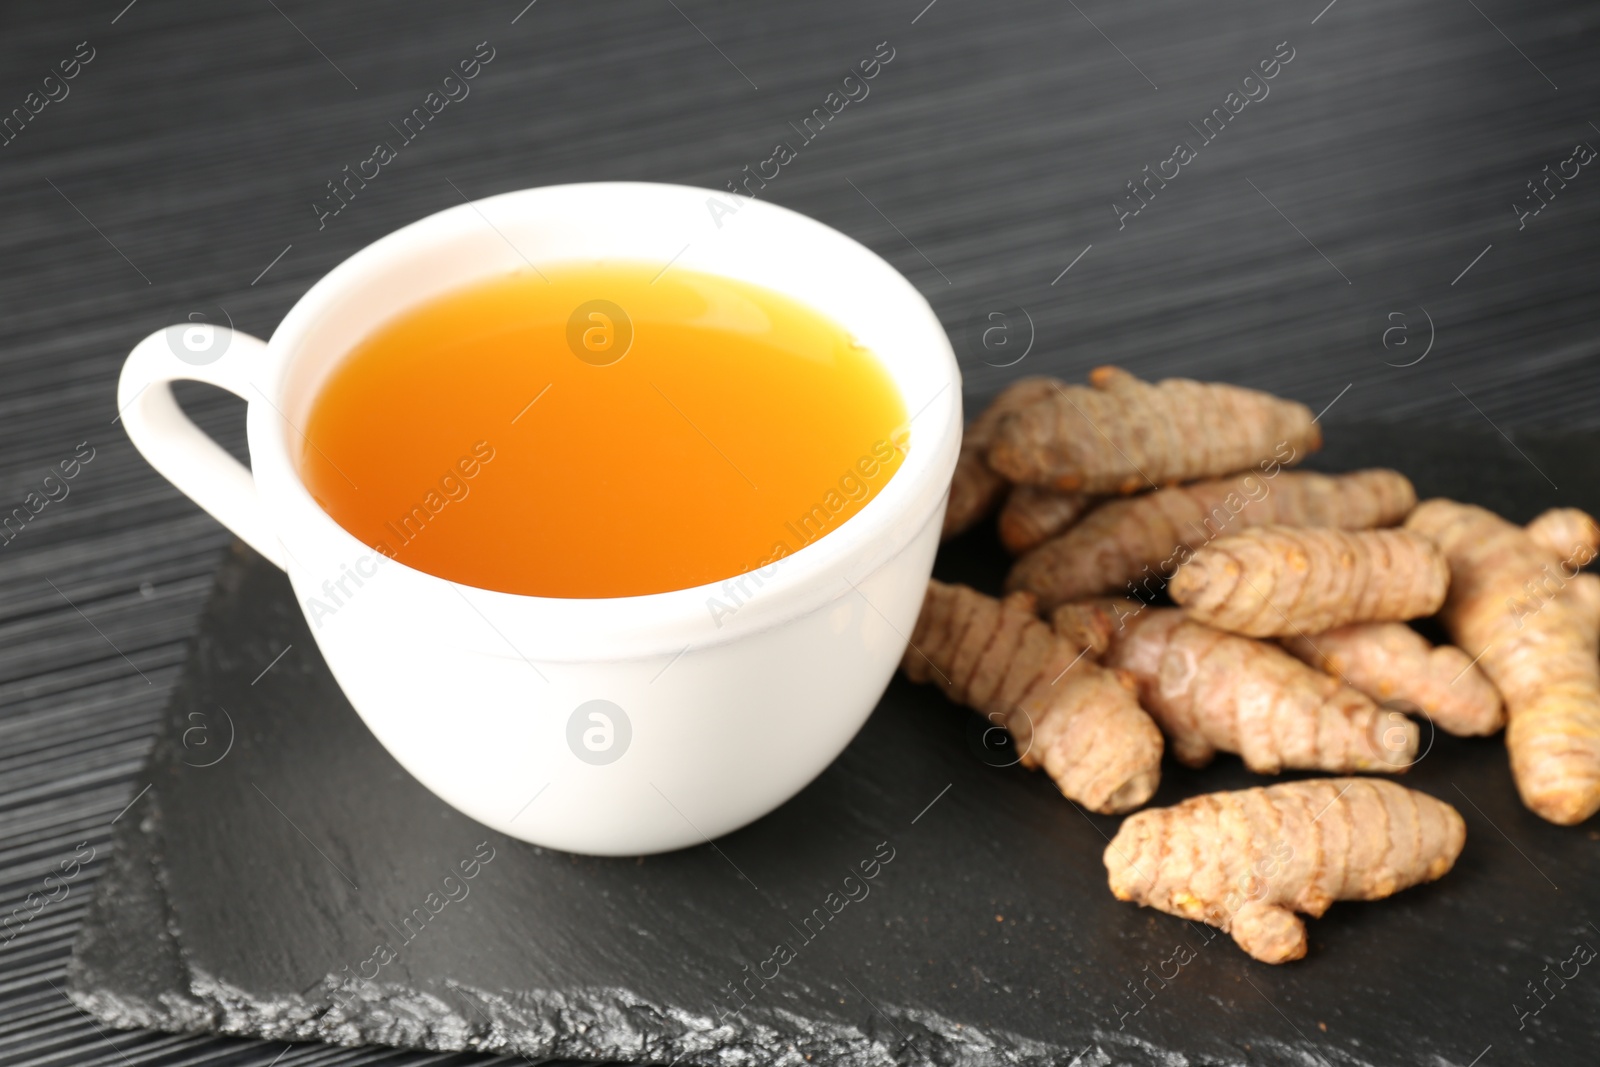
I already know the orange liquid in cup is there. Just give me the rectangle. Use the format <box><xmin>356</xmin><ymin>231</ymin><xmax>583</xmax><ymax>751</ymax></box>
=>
<box><xmin>299</xmin><ymin>262</ymin><xmax>909</xmax><ymax>598</ymax></box>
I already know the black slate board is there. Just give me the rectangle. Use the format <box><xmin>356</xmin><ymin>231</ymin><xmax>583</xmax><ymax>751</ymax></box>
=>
<box><xmin>67</xmin><ymin>423</ymin><xmax>1600</xmax><ymax>1067</ymax></box>
<box><xmin>9</xmin><ymin>1</ymin><xmax>1600</xmax><ymax>1065</ymax></box>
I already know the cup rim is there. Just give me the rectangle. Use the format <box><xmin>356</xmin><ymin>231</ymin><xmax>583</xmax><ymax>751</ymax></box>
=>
<box><xmin>249</xmin><ymin>181</ymin><xmax>961</xmax><ymax>659</ymax></box>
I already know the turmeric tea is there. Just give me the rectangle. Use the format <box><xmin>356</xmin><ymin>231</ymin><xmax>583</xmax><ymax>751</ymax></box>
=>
<box><xmin>301</xmin><ymin>263</ymin><xmax>908</xmax><ymax>598</ymax></box>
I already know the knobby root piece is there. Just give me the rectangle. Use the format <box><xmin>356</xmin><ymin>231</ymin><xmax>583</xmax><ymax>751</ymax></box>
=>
<box><xmin>998</xmin><ymin>485</ymin><xmax>1095</xmax><ymax>554</ymax></box>
<box><xmin>1282</xmin><ymin>622</ymin><xmax>1503</xmax><ymax>737</ymax></box>
<box><xmin>1053</xmin><ymin>602</ymin><xmax>1418</xmax><ymax>774</ymax></box>
<box><xmin>942</xmin><ymin>446</ymin><xmax>1007</xmax><ymax>541</ymax></box>
<box><xmin>1526</xmin><ymin>507</ymin><xmax>1600</xmax><ymax>561</ymax></box>
<box><xmin>1406</xmin><ymin>500</ymin><xmax>1600</xmax><ymax>824</ymax></box>
<box><xmin>943</xmin><ymin>378</ymin><xmax>1058</xmax><ymax>539</ymax></box>
<box><xmin>901</xmin><ymin>580</ymin><xmax>1163</xmax><ymax>813</ymax></box>
<box><xmin>1008</xmin><ymin>468</ymin><xmax>1417</xmax><ymax>611</ymax></box>
<box><xmin>1104</xmin><ymin>778</ymin><xmax>1465</xmax><ymax>963</ymax></box>
<box><xmin>986</xmin><ymin>366</ymin><xmax>1321</xmax><ymax>494</ymax></box>
<box><xmin>1049</xmin><ymin>596</ymin><xmax>1137</xmax><ymax>659</ymax></box>
<box><xmin>1169</xmin><ymin>526</ymin><xmax>1448</xmax><ymax>637</ymax></box>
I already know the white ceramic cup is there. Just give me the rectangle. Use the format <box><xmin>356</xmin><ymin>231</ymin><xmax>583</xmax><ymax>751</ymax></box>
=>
<box><xmin>118</xmin><ymin>182</ymin><xmax>961</xmax><ymax>855</ymax></box>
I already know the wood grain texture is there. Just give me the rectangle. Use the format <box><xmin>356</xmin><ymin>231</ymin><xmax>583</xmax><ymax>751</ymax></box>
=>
<box><xmin>0</xmin><ymin>0</ymin><xmax>1596</xmax><ymax>1065</ymax></box>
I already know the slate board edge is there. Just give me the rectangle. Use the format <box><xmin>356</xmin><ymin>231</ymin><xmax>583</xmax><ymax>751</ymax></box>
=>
<box><xmin>61</xmin><ymin>551</ymin><xmax>1308</xmax><ymax>1067</ymax></box>
<box><xmin>65</xmin><ymin>717</ymin><xmax>1229</xmax><ymax>1067</ymax></box>
<box><xmin>65</xmin><ymin>782</ymin><xmax>213</xmax><ymax>1036</ymax></box>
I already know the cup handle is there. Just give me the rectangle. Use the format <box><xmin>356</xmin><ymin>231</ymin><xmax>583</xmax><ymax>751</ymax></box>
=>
<box><xmin>117</xmin><ymin>326</ymin><xmax>287</xmax><ymax>570</ymax></box>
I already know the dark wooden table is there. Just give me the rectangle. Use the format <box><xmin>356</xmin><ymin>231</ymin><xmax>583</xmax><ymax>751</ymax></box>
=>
<box><xmin>1</xmin><ymin>2</ymin><xmax>1595</xmax><ymax>1066</ymax></box>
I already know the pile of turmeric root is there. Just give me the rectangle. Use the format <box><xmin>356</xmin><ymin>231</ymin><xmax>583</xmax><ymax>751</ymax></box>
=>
<box><xmin>908</xmin><ymin>368</ymin><xmax>1600</xmax><ymax>963</ymax></box>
